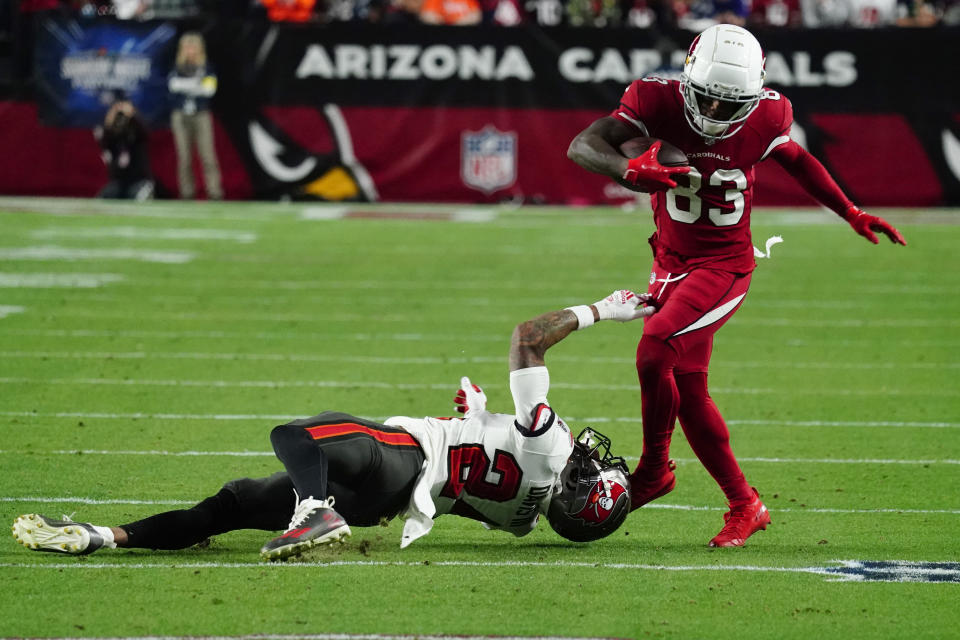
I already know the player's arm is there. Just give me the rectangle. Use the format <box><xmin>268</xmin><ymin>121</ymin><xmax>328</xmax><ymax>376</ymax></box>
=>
<box><xmin>770</xmin><ymin>140</ymin><xmax>906</xmax><ymax>246</ymax></box>
<box><xmin>567</xmin><ymin>116</ymin><xmax>636</xmax><ymax>178</ymax></box>
<box><xmin>509</xmin><ymin>291</ymin><xmax>653</xmax><ymax>429</ymax></box>
<box><xmin>568</xmin><ymin>116</ymin><xmax>689</xmax><ymax>190</ymax></box>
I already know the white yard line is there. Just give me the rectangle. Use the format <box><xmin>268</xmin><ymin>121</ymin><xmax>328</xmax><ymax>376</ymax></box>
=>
<box><xmin>4</xmin><ymin>327</ymin><xmax>959</xmax><ymax>348</ymax></box>
<box><xmin>1</xmin><ymin>411</ymin><xmax>956</xmax><ymax>428</ymax></box>
<box><xmin>0</xmin><ymin>246</ymin><xmax>194</xmax><ymax>264</ymax></box>
<box><xmin>4</xmin><ymin>307</ymin><xmax>957</xmax><ymax>328</ymax></box>
<box><xmin>31</xmin><ymin>226</ymin><xmax>257</xmax><ymax>243</ymax></box>
<box><xmin>0</xmin><ymin>449</ymin><xmax>956</xmax><ymax>466</ymax></box>
<box><xmin>2</xmin><ymin>496</ymin><xmax>955</xmax><ymax>515</ymax></box>
<box><xmin>0</xmin><ymin>376</ymin><xmax>955</xmax><ymax>397</ymax></box>
<box><xmin>0</xmin><ymin>349</ymin><xmax>955</xmax><ymax>370</ymax></box>
<box><xmin>0</xmin><ymin>305</ymin><xmax>25</xmax><ymax>319</ymax></box>
<box><xmin>0</xmin><ymin>273</ymin><xmax>125</xmax><ymax>288</ymax></box>
<box><xmin>0</xmin><ymin>449</ymin><xmax>960</xmax><ymax>466</ymax></box>
<box><xmin>0</xmin><ymin>635</ymin><xmax>623</xmax><ymax>640</ymax></box>
<box><xmin>0</xmin><ymin>559</ymin><xmax>957</xmax><ymax>585</ymax></box>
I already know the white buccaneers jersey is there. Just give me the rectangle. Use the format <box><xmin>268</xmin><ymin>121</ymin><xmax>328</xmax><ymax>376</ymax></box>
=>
<box><xmin>385</xmin><ymin>407</ymin><xmax>574</xmax><ymax>548</ymax></box>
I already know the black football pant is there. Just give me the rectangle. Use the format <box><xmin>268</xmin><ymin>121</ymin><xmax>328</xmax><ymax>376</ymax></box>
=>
<box><xmin>120</xmin><ymin>412</ymin><xmax>425</xmax><ymax>550</ymax></box>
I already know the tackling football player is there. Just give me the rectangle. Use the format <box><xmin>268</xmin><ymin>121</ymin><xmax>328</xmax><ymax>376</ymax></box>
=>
<box><xmin>13</xmin><ymin>291</ymin><xmax>650</xmax><ymax>561</ymax></box>
<box><xmin>567</xmin><ymin>24</ymin><xmax>907</xmax><ymax>547</ymax></box>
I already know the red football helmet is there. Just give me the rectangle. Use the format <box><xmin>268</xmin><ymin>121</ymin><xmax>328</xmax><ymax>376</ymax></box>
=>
<box><xmin>547</xmin><ymin>428</ymin><xmax>631</xmax><ymax>542</ymax></box>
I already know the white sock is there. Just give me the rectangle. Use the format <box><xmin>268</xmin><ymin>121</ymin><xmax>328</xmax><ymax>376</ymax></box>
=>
<box><xmin>92</xmin><ymin>525</ymin><xmax>117</xmax><ymax>549</ymax></box>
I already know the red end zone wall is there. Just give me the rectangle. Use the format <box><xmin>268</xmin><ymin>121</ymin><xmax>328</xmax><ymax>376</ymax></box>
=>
<box><xmin>1</xmin><ymin>100</ymin><xmax>954</xmax><ymax>207</ymax></box>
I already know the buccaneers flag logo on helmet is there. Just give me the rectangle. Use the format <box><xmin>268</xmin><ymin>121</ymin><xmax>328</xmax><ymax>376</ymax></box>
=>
<box><xmin>573</xmin><ymin>478</ymin><xmax>628</xmax><ymax>524</ymax></box>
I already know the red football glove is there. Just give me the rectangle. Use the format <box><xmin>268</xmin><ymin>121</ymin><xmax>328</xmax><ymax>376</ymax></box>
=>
<box><xmin>454</xmin><ymin>376</ymin><xmax>487</xmax><ymax>416</ymax></box>
<box><xmin>621</xmin><ymin>141</ymin><xmax>690</xmax><ymax>191</ymax></box>
<box><xmin>843</xmin><ymin>207</ymin><xmax>907</xmax><ymax>245</ymax></box>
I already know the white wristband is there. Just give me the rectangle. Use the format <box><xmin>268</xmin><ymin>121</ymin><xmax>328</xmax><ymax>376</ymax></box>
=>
<box><xmin>565</xmin><ymin>305</ymin><xmax>595</xmax><ymax>330</ymax></box>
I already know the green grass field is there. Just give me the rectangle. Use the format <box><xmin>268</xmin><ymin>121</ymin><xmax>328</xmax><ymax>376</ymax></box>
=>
<box><xmin>0</xmin><ymin>197</ymin><xmax>958</xmax><ymax>640</ymax></box>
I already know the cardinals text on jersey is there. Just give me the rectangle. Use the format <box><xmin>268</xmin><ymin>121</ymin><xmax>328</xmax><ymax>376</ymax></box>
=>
<box><xmin>612</xmin><ymin>77</ymin><xmax>793</xmax><ymax>273</ymax></box>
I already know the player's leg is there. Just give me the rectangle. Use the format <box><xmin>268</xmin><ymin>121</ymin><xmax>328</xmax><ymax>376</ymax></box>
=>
<box><xmin>631</xmin><ymin>332</ymin><xmax>681</xmax><ymax>510</ymax></box>
<box><xmin>669</xmin><ymin>274</ymin><xmax>771</xmax><ymax>546</ymax></box>
<box><xmin>262</xmin><ymin>412</ymin><xmax>423</xmax><ymax>560</ymax></box>
<box><xmin>675</xmin><ymin>370</ymin><xmax>769</xmax><ymax>547</ymax></box>
<box><xmin>11</xmin><ymin>472</ymin><xmax>293</xmax><ymax>555</ymax></box>
<box><xmin>632</xmin><ymin>266</ymin><xmax>751</xmax><ymax>510</ymax></box>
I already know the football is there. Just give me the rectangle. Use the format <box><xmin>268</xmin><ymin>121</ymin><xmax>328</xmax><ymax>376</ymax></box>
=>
<box><xmin>616</xmin><ymin>137</ymin><xmax>689</xmax><ymax>193</ymax></box>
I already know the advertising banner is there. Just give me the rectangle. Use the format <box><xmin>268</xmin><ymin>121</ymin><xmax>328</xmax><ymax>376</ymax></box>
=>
<box><xmin>34</xmin><ymin>17</ymin><xmax>177</xmax><ymax>127</ymax></box>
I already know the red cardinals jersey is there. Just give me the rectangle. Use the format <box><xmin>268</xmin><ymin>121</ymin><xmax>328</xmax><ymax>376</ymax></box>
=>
<box><xmin>611</xmin><ymin>78</ymin><xmax>793</xmax><ymax>273</ymax></box>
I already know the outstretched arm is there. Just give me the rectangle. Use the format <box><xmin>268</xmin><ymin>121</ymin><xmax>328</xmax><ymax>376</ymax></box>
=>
<box><xmin>509</xmin><ymin>290</ymin><xmax>653</xmax><ymax>371</ymax></box>
<box><xmin>508</xmin><ymin>291</ymin><xmax>653</xmax><ymax>427</ymax></box>
<box><xmin>771</xmin><ymin>140</ymin><xmax>906</xmax><ymax>245</ymax></box>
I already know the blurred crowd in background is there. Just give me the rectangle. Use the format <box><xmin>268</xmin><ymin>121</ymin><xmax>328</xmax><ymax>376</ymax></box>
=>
<box><xmin>9</xmin><ymin>0</ymin><xmax>959</xmax><ymax>28</ymax></box>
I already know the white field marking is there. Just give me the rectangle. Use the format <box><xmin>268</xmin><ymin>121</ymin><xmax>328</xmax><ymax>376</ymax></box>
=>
<box><xmin>0</xmin><ymin>635</ymin><xmax>624</xmax><ymax>640</ymax></box>
<box><xmin>1</xmin><ymin>411</ymin><xmax>957</xmax><ymax>429</ymax></box>
<box><xmin>1</xmin><ymin>376</ymin><xmax>955</xmax><ymax>398</ymax></box>
<box><xmin>0</xmin><ymin>305</ymin><xmax>25</xmax><ymax>319</ymax></box>
<box><xmin>0</xmin><ymin>328</ymin><xmax>507</xmax><ymax>342</ymax></box>
<box><xmin>20</xmin><ymin>290</ymin><xmax>950</xmax><ymax>314</ymax></box>
<box><xmin>0</xmin><ymin>559</ymin><xmax>958</xmax><ymax>585</ymax></box>
<box><xmin>0</xmin><ymin>411</ymin><xmax>300</xmax><ymax>420</ymax></box>
<box><xmin>0</xmin><ymin>246</ymin><xmax>194</xmax><ymax>264</ymax></box>
<box><xmin>0</xmin><ymin>349</ymin><xmax>955</xmax><ymax>371</ymax></box>
<box><xmin>2</xmin><ymin>449</ymin><xmax>956</xmax><ymax>466</ymax></box>
<box><xmin>0</xmin><ymin>272</ymin><xmax>125</xmax><ymax>288</ymax></box>
<box><xmin>6</xmin><ymin>305</ymin><xmax>957</xmax><ymax>328</ymax></box>
<box><xmin>730</xmin><ymin>317</ymin><xmax>960</xmax><ymax>329</ymax></box>
<box><xmin>4</xmin><ymin>327</ymin><xmax>960</xmax><ymax>349</ymax></box>
<box><xmin>0</xmin><ymin>496</ymin><xmax>193</xmax><ymax>505</ymax></box>
<box><xmin>31</xmin><ymin>226</ymin><xmax>257</xmax><ymax>243</ymax></box>
<box><xmin>42</xmin><ymin>309</ymin><xmax>518</xmax><ymax>324</ymax></box>
<box><xmin>300</xmin><ymin>206</ymin><xmax>348</xmax><ymax>220</ymax></box>
<box><xmin>643</xmin><ymin>504</ymin><xmax>960</xmax><ymax>515</ymax></box>
<box><xmin>577</xmin><ymin>416</ymin><xmax>960</xmax><ymax>428</ymax></box>
<box><xmin>0</xmin><ymin>197</ymin><xmax>280</xmax><ymax>222</ymax></box>
<box><xmin>452</xmin><ymin>208</ymin><xmax>497</xmax><ymax>223</ymax></box>
<box><xmin>3</xmin><ymin>495</ymin><xmax>957</xmax><ymax>515</ymax></box>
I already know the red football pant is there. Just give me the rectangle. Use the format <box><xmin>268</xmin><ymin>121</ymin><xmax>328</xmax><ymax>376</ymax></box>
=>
<box><xmin>635</xmin><ymin>265</ymin><xmax>754</xmax><ymax>505</ymax></box>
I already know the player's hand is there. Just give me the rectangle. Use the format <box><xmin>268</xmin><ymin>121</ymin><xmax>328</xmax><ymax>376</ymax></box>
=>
<box><xmin>454</xmin><ymin>376</ymin><xmax>487</xmax><ymax>416</ymax></box>
<box><xmin>621</xmin><ymin>141</ymin><xmax>690</xmax><ymax>191</ymax></box>
<box><xmin>844</xmin><ymin>207</ymin><xmax>907</xmax><ymax>246</ymax></box>
<box><xmin>593</xmin><ymin>290</ymin><xmax>655</xmax><ymax>322</ymax></box>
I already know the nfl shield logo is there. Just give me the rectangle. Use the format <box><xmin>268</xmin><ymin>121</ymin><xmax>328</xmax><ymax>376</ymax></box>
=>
<box><xmin>461</xmin><ymin>126</ymin><xmax>517</xmax><ymax>194</ymax></box>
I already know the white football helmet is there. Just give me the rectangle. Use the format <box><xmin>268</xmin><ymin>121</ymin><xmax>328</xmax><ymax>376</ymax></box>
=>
<box><xmin>680</xmin><ymin>24</ymin><xmax>766</xmax><ymax>143</ymax></box>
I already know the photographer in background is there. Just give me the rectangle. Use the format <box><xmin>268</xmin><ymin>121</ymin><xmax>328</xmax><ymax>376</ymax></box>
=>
<box><xmin>168</xmin><ymin>32</ymin><xmax>223</xmax><ymax>200</ymax></box>
<box><xmin>94</xmin><ymin>99</ymin><xmax>155</xmax><ymax>200</ymax></box>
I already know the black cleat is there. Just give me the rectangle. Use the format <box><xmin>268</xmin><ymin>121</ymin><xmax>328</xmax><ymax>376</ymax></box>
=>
<box><xmin>260</xmin><ymin>496</ymin><xmax>350</xmax><ymax>562</ymax></box>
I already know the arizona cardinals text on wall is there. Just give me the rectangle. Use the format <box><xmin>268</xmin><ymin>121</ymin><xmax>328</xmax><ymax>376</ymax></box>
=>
<box><xmin>296</xmin><ymin>44</ymin><xmax>534</xmax><ymax>81</ymax></box>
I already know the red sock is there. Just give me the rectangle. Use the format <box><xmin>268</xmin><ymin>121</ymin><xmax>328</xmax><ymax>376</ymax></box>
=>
<box><xmin>634</xmin><ymin>335</ymin><xmax>680</xmax><ymax>477</ymax></box>
<box><xmin>676</xmin><ymin>372</ymin><xmax>753</xmax><ymax>504</ymax></box>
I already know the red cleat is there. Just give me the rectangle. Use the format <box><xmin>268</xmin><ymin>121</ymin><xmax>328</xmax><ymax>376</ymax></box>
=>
<box><xmin>708</xmin><ymin>487</ymin><xmax>771</xmax><ymax>548</ymax></box>
<box><xmin>628</xmin><ymin>459</ymin><xmax>676</xmax><ymax>511</ymax></box>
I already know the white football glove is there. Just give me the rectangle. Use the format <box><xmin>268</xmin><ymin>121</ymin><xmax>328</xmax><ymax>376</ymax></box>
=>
<box><xmin>594</xmin><ymin>290</ymin><xmax>654</xmax><ymax>322</ymax></box>
<box><xmin>454</xmin><ymin>376</ymin><xmax>487</xmax><ymax>417</ymax></box>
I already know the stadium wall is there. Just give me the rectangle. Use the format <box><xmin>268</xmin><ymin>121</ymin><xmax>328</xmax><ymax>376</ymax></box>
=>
<box><xmin>3</xmin><ymin>20</ymin><xmax>959</xmax><ymax>205</ymax></box>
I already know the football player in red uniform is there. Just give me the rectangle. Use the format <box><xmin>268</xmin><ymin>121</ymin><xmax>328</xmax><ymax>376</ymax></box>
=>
<box><xmin>568</xmin><ymin>24</ymin><xmax>906</xmax><ymax>547</ymax></box>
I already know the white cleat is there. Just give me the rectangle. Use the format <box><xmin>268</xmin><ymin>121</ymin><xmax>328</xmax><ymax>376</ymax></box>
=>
<box><xmin>11</xmin><ymin>514</ymin><xmax>105</xmax><ymax>555</ymax></box>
